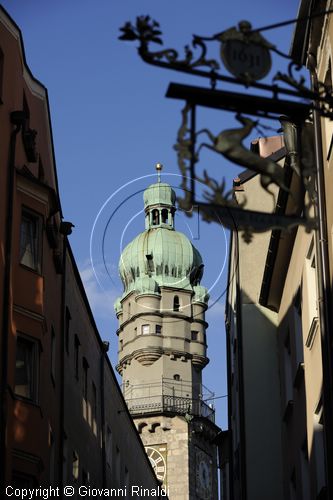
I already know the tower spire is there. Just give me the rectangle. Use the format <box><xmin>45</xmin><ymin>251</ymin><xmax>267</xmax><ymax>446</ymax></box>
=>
<box><xmin>155</xmin><ymin>162</ymin><xmax>163</xmax><ymax>183</ymax></box>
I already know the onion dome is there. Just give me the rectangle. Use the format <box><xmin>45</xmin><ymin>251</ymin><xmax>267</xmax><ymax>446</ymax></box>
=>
<box><xmin>116</xmin><ymin>164</ymin><xmax>205</xmax><ymax>300</ymax></box>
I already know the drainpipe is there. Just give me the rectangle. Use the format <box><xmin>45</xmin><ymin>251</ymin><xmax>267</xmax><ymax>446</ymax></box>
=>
<box><xmin>0</xmin><ymin>111</ymin><xmax>26</xmax><ymax>486</ymax></box>
<box><xmin>308</xmin><ymin>53</ymin><xmax>333</xmax><ymax>499</ymax></box>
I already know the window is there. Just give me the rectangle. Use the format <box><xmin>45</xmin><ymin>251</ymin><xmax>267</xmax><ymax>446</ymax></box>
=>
<box><xmin>142</xmin><ymin>324</ymin><xmax>150</xmax><ymax>335</ymax></box>
<box><xmin>152</xmin><ymin>209</ymin><xmax>159</xmax><ymax>225</ymax></box>
<box><xmin>161</xmin><ymin>209</ymin><xmax>168</xmax><ymax>224</ymax></box>
<box><xmin>15</xmin><ymin>335</ymin><xmax>38</xmax><ymax>402</ymax></box>
<box><xmin>174</xmin><ymin>374</ymin><xmax>180</xmax><ymax>381</ymax></box>
<box><xmin>191</xmin><ymin>330</ymin><xmax>198</xmax><ymax>341</ymax></box>
<box><xmin>74</xmin><ymin>335</ymin><xmax>80</xmax><ymax>379</ymax></box>
<box><xmin>51</xmin><ymin>327</ymin><xmax>56</xmax><ymax>383</ymax></box>
<box><xmin>155</xmin><ymin>325</ymin><xmax>162</xmax><ymax>334</ymax></box>
<box><xmin>19</xmin><ymin>210</ymin><xmax>42</xmax><ymax>272</ymax></box>
<box><xmin>92</xmin><ymin>382</ymin><xmax>97</xmax><ymax>436</ymax></box>
<box><xmin>72</xmin><ymin>451</ymin><xmax>79</xmax><ymax>480</ymax></box>
<box><xmin>82</xmin><ymin>358</ymin><xmax>89</xmax><ymax>422</ymax></box>
<box><xmin>173</xmin><ymin>295</ymin><xmax>180</xmax><ymax>312</ymax></box>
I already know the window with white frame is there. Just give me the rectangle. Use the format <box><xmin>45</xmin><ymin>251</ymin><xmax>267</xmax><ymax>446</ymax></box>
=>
<box><xmin>19</xmin><ymin>210</ymin><xmax>42</xmax><ymax>272</ymax></box>
<box><xmin>15</xmin><ymin>335</ymin><xmax>39</xmax><ymax>402</ymax></box>
<box><xmin>142</xmin><ymin>324</ymin><xmax>150</xmax><ymax>335</ymax></box>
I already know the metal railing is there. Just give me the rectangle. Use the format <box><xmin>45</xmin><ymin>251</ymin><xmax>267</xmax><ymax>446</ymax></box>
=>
<box><xmin>126</xmin><ymin>394</ymin><xmax>215</xmax><ymax>422</ymax></box>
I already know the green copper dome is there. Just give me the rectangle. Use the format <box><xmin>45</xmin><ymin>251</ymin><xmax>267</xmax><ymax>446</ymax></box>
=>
<box><xmin>117</xmin><ymin>179</ymin><xmax>205</xmax><ymax>299</ymax></box>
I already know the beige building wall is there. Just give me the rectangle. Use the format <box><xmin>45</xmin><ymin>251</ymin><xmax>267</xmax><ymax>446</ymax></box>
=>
<box><xmin>226</xmin><ymin>165</ymin><xmax>284</xmax><ymax>500</ymax></box>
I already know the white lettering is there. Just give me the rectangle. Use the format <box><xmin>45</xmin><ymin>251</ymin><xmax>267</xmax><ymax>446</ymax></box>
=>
<box><xmin>131</xmin><ymin>486</ymin><xmax>140</xmax><ymax>496</ymax></box>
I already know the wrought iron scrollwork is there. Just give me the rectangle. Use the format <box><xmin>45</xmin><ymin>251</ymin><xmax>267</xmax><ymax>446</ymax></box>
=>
<box><xmin>119</xmin><ymin>16</ymin><xmax>333</xmax><ymax>112</ymax></box>
<box><xmin>120</xmin><ymin>16</ymin><xmax>321</xmax><ymax>240</ymax></box>
<box><xmin>119</xmin><ymin>16</ymin><xmax>219</xmax><ymax>74</ymax></box>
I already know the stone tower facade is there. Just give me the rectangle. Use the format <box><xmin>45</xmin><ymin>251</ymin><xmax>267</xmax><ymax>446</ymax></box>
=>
<box><xmin>115</xmin><ymin>171</ymin><xmax>220</xmax><ymax>499</ymax></box>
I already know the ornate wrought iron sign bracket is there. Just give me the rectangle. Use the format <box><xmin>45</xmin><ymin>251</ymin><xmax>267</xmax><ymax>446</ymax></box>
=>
<box><xmin>119</xmin><ymin>16</ymin><xmax>325</xmax><ymax>240</ymax></box>
<box><xmin>119</xmin><ymin>16</ymin><xmax>333</xmax><ymax>113</ymax></box>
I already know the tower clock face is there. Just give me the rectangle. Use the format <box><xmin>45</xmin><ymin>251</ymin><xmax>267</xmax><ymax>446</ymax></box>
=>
<box><xmin>145</xmin><ymin>446</ymin><xmax>167</xmax><ymax>482</ymax></box>
<box><xmin>196</xmin><ymin>449</ymin><xmax>213</xmax><ymax>499</ymax></box>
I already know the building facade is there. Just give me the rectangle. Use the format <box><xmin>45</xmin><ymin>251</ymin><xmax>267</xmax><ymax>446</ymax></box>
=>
<box><xmin>225</xmin><ymin>121</ymin><xmax>329</xmax><ymax>498</ymax></box>
<box><xmin>0</xmin><ymin>6</ymin><xmax>161</xmax><ymax>494</ymax></box>
<box><xmin>114</xmin><ymin>175</ymin><xmax>221</xmax><ymax>500</ymax></box>
<box><xmin>224</xmin><ymin>142</ymin><xmax>286</xmax><ymax>500</ymax></box>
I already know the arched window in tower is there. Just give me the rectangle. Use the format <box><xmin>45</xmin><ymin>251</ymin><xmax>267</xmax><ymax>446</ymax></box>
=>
<box><xmin>173</xmin><ymin>295</ymin><xmax>180</xmax><ymax>312</ymax></box>
<box><xmin>161</xmin><ymin>209</ymin><xmax>168</xmax><ymax>224</ymax></box>
<box><xmin>173</xmin><ymin>374</ymin><xmax>180</xmax><ymax>381</ymax></box>
<box><xmin>128</xmin><ymin>302</ymin><xmax>131</xmax><ymax>316</ymax></box>
<box><xmin>152</xmin><ymin>209</ymin><xmax>159</xmax><ymax>225</ymax></box>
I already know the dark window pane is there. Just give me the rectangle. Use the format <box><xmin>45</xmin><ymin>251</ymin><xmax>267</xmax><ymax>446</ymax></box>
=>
<box><xmin>15</xmin><ymin>336</ymin><xmax>37</xmax><ymax>401</ymax></box>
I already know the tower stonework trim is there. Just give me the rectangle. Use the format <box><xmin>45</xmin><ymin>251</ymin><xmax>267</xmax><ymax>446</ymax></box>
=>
<box><xmin>115</xmin><ymin>178</ymin><xmax>220</xmax><ymax>499</ymax></box>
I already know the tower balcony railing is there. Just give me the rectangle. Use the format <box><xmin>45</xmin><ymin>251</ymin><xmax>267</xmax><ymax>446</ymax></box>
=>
<box><xmin>125</xmin><ymin>393</ymin><xmax>215</xmax><ymax>423</ymax></box>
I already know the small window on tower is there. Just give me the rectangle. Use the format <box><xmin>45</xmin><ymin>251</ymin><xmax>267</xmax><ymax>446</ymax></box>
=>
<box><xmin>191</xmin><ymin>330</ymin><xmax>199</xmax><ymax>341</ymax></box>
<box><xmin>173</xmin><ymin>296</ymin><xmax>180</xmax><ymax>312</ymax></box>
<box><xmin>161</xmin><ymin>209</ymin><xmax>168</xmax><ymax>224</ymax></box>
<box><xmin>155</xmin><ymin>325</ymin><xmax>162</xmax><ymax>334</ymax></box>
<box><xmin>142</xmin><ymin>324</ymin><xmax>150</xmax><ymax>335</ymax></box>
<box><xmin>174</xmin><ymin>374</ymin><xmax>180</xmax><ymax>381</ymax></box>
<box><xmin>152</xmin><ymin>209</ymin><xmax>159</xmax><ymax>225</ymax></box>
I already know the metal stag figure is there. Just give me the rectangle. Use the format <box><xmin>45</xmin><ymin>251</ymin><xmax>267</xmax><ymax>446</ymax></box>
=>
<box><xmin>196</xmin><ymin>114</ymin><xmax>289</xmax><ymax>194</ymax></box>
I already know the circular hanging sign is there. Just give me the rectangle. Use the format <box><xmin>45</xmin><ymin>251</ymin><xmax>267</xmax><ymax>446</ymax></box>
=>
<box><xmin>221</xmin><ymin>39</ymin><xmax>272</xmax><ymax>82</ymax></box>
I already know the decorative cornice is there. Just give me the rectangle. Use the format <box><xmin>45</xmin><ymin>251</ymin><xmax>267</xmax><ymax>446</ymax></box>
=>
<box><xmin>118</xmin><ymin>347</ymin><xmax>208</xmax><ymax>371</ymax></box>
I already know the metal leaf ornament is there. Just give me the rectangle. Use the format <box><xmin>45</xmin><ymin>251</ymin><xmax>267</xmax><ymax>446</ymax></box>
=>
<box><xmin>119</xmin><ymin>16</ymin><xmax>219</xmax><ymax>72</ymax></box>
<box><xmin>119</xmin><ymin>16</ymin><xmax>163</xmax><ymax>45</ymax></box>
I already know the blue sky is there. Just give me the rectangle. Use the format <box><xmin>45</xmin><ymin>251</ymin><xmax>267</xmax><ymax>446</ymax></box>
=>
<box><xmin>2</xmin><ymin>0</ymin><xmax>300</xmax><ymax>429</ymax></box>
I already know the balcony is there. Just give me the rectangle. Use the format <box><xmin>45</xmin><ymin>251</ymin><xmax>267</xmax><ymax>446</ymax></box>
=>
<box><xmin>124</xmin><ymin>378</ymin><xmax>215</xmax><ymax>423</ymax></box>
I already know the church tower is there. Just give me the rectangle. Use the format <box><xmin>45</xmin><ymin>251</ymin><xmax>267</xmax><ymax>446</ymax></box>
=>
<box><xmin>114</xmin><ymin>165</ymin><xmax>220</xmax><ymax>499</ymax></box>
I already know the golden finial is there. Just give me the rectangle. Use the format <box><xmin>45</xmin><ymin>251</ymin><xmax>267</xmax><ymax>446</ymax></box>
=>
<box><xmin>155</xmin><ymin>162</ymin><xmax>163</xmax><ymax>183</ymax></box>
